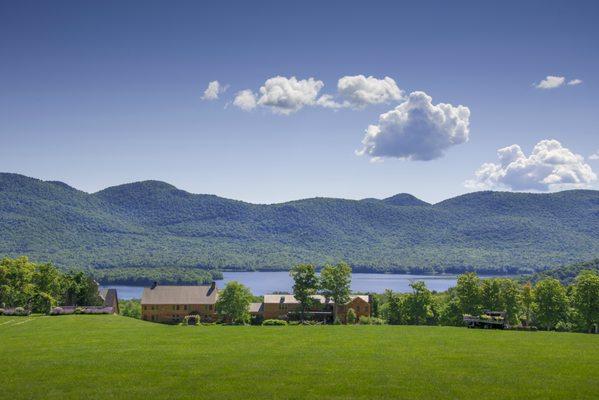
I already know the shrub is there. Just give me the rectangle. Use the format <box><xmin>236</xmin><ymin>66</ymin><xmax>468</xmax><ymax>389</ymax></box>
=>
<box><xmin>50</xmin><ymin>307</ymin><xmax>64</xmax><ymax>315</ymax></box>
<box><xmin>358</xmin><ymin>316</ymin><xmax>386</xmax><ymax>325</ymax></box>
<box><xmin>346</xmin><ymin>308</ymin><xmax>357</xmax><ymax>324</ymax></box>
<box><xmin>288</xmin><ymin>321</ymin><xmax>300</xmax><ymax>326</ymax></box>
<box><xmin>0</xmin><ymin>308</ymin><xmax>4</xmax><ymax>315</ymax></box>
<box><xmin>333</xmin><ymin>317</ymin><xmax>342</xmax><ymax>325</ymax></box>
<box><xmin>262</xmin><ymin>319</ymin><xmax>287</xmax><ymax>326</ymax></box>
<box><xmin>183</xmin><ymin>315</ymin><xmax>201</xmax><ymax>326</ymax></box>
<box><xmin>75</xmin><ymin>307</ymin><xmax>85</xmax><ymax>314</ymax></box>
<box><xmin>555</xmin><ymin>321</ymin><xmax>574</xmax><ymax>332</ymax></box>
<box><xmin>14</xmin><ymin>307</ymin><xmax>30</xmax><ymax>316</ymax></box>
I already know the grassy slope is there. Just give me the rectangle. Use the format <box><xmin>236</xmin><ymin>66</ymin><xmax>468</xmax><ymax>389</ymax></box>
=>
<box><xmin>1</xmin><ymin>315</ymin><xmax>598</xmax><ymax>400</ymax></box>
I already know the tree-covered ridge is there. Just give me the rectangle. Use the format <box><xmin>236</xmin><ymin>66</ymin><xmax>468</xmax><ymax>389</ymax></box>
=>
<box><xmin>528</xmin><ymin>259</ymin><xmax>599</xmax><ymax>284</ymax></box>
<box><xmin>1</xmin><ymin>172</ymin><xmax>599</xmax><ymax>275</ymax></box>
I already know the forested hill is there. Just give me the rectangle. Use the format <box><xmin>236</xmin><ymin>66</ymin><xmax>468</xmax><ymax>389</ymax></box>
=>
<box><xmin>1</xmin><ymin>172</ymin><xmax>598</xmax><ymax>275</ymax></box>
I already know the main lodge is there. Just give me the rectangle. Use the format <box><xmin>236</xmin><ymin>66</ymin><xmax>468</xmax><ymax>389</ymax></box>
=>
<box><xmin>141</xmin><ymin>282</ymin><xmax>371</xmax><ymax>324</ymax></box>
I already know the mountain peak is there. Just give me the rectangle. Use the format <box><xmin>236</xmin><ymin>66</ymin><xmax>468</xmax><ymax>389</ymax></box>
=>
<box><xmin>382</xmin><ymin>193</ymin><xmax>429</xmax><ymax>206</ymax></box>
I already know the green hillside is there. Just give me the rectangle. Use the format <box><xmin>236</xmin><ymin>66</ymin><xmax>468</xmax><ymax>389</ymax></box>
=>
<box><xmin>1</xmin><ymin>173</ymin><xmax>599</xmax><ymax>275</ymax></box>
<box><xmin>528</xmin><ymin>259</ymin><xmax>599</xmax><ymax>284</ymax></box>
<box><xmin>1</xmin><ymin>315</ymin><xmax>597</xmax><ymax>399</ymax></box>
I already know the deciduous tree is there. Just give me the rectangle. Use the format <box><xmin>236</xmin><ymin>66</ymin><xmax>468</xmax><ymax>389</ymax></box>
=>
<box><xmin>290</xmin><ymin>264</ymin><xmax>318</xmax><ymax>322</ymax></box>
<box><xmin>534</xmin><ymin>278</ymin><xmax>568</xmax><ymax>330</ymax></box>
<box><xmin>320</xmin><ymin>262</ymin><xmax>352</xmax><ymax>319</ymax></box>
<box><xmin>572</xmin><ymin>270</ymin><xmax>599</xmax><ymax>333</ymax></box>
<box><xmin>216</xmin><ymin>281</ymin><xmax>252</xmax><ymax>324</ymax></box>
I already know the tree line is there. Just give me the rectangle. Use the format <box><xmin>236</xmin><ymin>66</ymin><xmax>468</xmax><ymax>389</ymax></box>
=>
<box><xmin>0</xmin><ymin>257</ymin><xmax>102</xmax><ymax>313</ymax></box>
<box><xmin>378</xmin><ymin>272</ymin><xmax>599</xmax><ymax>333</ymax></box>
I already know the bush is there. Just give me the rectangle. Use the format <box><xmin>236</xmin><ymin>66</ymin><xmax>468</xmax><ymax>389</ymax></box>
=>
<box><xmin>50</xmin><ymin>307</ymin><xmax>64</xmax><ymax>315</ymax></box>
<box><xmin>359</xmin><ymin>316</ymin><xmax>386</xmax><ymax>325</ymax></box>
<box><xmin>183</xmin><ymin>315</ymin><xmax>201</xmax><ymax>326</ymax></box>
<box><xmin>14</xmin><ymin>307</ymin><xmax>30</xmax><ymax>316</ymax></box>
<box><xmin>346</xmin><ymin>308</ymin><xmax>357</xmax><ymax>324</ymax></box>
<box><xmin>333</xmin><ymin>317</ymin><xmax>342</xmax><ymax>325</ymax></box>
<box><xmin>75</xmin><ymin>307</ymin><xmax>85</xmax><ymax>314</ymax></box>
<box><xmin>262</xmin><ymin>319</ymin><xmax>287</xmax><ymax>326</ymax></box>
<box><xmin>0</xmin><ymin>308</ymin><xmax>4</xmax><ymax>315</ymax></box>
<box><xmin>555</xmin><ymin>321</ymin><xmax>574</xmax><ymax>332</ymax></box>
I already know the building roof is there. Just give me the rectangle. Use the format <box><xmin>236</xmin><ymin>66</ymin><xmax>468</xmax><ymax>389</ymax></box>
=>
<box><xmin>141</xmin><ymin>285</ymin><xmax>218</xmax><ymax>305</ymax></box>
<box><xmin>248</xmin><ymin>302</ymin><xmax>264</xmax><ymax>313</ymax></box>
<box><xmin>263</xmin><ymin>294</ymin><xmax>368</xmax><ymax>305</ymax></box>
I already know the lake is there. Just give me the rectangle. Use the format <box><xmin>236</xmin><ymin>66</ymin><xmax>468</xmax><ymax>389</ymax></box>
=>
<box><xmin>102</xmin><ymin>271</ymin><xmax>460</xmax><ymax>300</ymax></box>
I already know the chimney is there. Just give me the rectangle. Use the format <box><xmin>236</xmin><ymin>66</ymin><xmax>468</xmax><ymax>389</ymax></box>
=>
<box><xmin>210</xmin><ymin>281</ymin><xmax>216</xmax><ymax>292</ymax></box>
<box><xmin>151</xmin><ymin>281</ymin><xmax>157</xmax><ymax>290</ymax></box>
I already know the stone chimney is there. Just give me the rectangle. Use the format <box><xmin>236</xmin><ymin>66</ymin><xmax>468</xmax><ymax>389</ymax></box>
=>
<box><xmin>151</xmin><ymin>281</ymin><xmax>157</xmax><ymax>290</ymax></box>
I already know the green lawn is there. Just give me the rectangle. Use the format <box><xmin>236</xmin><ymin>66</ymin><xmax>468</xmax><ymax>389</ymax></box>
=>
<box><xmin>1</xmin><ymin>315</ymin><xmax>598</xmax><ymax>399</ymax></box>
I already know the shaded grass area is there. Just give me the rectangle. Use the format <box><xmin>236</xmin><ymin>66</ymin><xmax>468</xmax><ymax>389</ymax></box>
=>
<box><xmin>1</xmin><ymin>315</ymin><xmax>598</xmax><ymax>399</ymax></box>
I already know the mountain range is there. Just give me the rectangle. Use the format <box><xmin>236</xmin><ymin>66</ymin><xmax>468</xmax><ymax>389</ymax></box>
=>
<box><xmin>1</xmin><ymin>172</ymin><xmax>598</xmax><ymax>276</ymax></box>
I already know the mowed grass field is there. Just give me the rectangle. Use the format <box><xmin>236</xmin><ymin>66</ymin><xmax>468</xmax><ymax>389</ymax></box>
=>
<box><xmin>1</xmin><ymin>315</ymin><xmax>598</xmax><ymax>400</ymax></box>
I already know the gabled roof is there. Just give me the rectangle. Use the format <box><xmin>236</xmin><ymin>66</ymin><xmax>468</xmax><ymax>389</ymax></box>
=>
<box><xmin>141</xmin><ymin>285</ymin><xmax>218</xmax><ymax>305</ymax></box>
<box><xmin>248</xmin><ymin>302</ymin><xmax>264</xmax><ymax>313</ymax></box>
<box><xmin>263</xmin><ymin>294</ymin><xmax>368</xmax><ymax>305</ymax></box>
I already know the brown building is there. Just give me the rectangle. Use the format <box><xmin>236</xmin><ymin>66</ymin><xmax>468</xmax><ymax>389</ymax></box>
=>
<box><xmin>99</xmin><ymin>288</ymin><xmax>119</xmax><ymax>314</ymax></box>
<box><xmin>259</xmin><ymin>294</ymin><xmax>371</xmax><ymax>323</ymax></box>
<box><xmin>141</xmin><ymin>282</ymin><xmax>218</xmax><ymax>323</ymax></box>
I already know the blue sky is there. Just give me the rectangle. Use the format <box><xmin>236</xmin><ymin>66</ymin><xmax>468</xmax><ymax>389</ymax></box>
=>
<box><xmin>1</xmin><ymin>0</ymin><xmax>598</xmax><ymax>203</ymax></box>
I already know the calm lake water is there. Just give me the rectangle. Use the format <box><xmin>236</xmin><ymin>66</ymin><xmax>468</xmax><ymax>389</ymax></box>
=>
<box><xmin>101</xmin><ymin>271</ymin><xmax>460</xmax><ymax>300</ymax></box>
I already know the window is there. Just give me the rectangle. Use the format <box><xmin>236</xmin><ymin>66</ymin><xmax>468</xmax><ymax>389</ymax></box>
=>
<box><xmin>184</xmin><ymin>305</ymin><xmax>188</xmax><ymax>311</ymax></box>
<box><xmin>143</xmin><ymin>306</ymin><xmax>147</xmax><ymax>311</ymax></box>
<box><xmin>176</xmin><ymin>305</ymin><xmax>180</xmax><ymax>310</ymax></box>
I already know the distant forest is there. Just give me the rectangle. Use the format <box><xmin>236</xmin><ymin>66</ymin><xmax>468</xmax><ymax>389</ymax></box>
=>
<box><xmin>1</xmin><ymin>173</ymin><xmax>599</xmax><ymax>279</ymax></box>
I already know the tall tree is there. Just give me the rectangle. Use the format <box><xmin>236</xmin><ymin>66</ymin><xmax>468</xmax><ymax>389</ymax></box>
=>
<box><xmin>534</xmin><ymin>278</ymin><xmax>568</xmax><ymax>330</ymax></box>
<box><xmin>572</xmin><ymin>270</ymin><xmax>599</xmax><ymax>333</ymax></box>
<box><xmin>481</xmin><ymin>278</ymin><xmax>502</xmax><ymax>311</ymax></box>
<box><xmin>499</xmin><ymin>278</ymin><xmax>521</xmax><ymax>325</ymax></box>
<box><xmin>216</xmin><ymin>281</ymin><xmax>252</xmax><ymax>324</ymax></box>
<box><xmin>404</xmin><ymin>281</ymin><xmax>433</xmax><ymax>325</ymax></box>
<box><xmin>456</xmin><ymin>272</ymin><xmax>482</xmax><ymax>316</ymax></box>
<box><xmin>521</xmin><ymin>282</ymin><xmax>534</xmax><ymax>325</ymax></box>
<box><xmin>320</xmin><ymin>262</ymin><xmax>352</xmax><ymax>320</ymax></box>
<box><xmin>385</xmin><ymin>289</ymin><xmax>403</xmax><ymax>325</ymax></box>
<box><xmin>290</xmin><ymin>264</ymin><xmax>318</xmax><ymax>322</ymax></box>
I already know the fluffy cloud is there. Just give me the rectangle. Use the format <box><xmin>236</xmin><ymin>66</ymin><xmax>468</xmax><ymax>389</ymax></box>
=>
<box><xmin>535</xmin><ymin>75</ymin><xmax>565</xmax><ymax>89</ymax></box>
<box><xmin>255</xmin><ymin>76</ymin><xmax>324</xmax><ymax>114</ymax></box>
<box><xmin>233</xmin><ymin>89</ymin><xmax>257</xmax><ymax>111</ymax></box>
<box><xmin>337</xmin><ymin>75</ymin><xmax>404</xmax><ymax>107</ymax></box>
<box><xmin>568</xmin><ymin>78</ymin><xmax>583</xmax><ymax>86</ymax></box>
<box><xmin>357</xmin><ymin>91</ymin><xmax>470</xmax><ymax>161</ymax></box>
<box><xmin>230</xmin><ymin>75</ymin><xmax>405</xmax><ymax>113</ymax></box>
<box><xmin>201</xmin><ymin>80</ymin><xmax>226</xmax><ymax>100</ymax></box>
<box><xmin>589</xmin><ymin>151</ymin><xmax>599</xmax><ymax>161</ymax></box>
<box><xmin>466</xmin><ymin>140</ymin><xmax>597</xmax><ymax>191</ymax></box>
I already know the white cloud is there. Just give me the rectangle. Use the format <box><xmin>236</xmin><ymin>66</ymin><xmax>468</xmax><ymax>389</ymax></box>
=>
<box><xmin>535</xmin><ymin>75</ymin><xmax>566</xmax><ymax>89</ymax></box>
<box><xmin>568</xmin><ymin>78</ymin><xmax>583</xmax><ymax>86</ymax></box>
<box><xmin>255</xmin><ymin>76</ymin><xmax>324</xmax><ymax>114</ymax></box>
<box><xmin>233</xmin><ymin>90</ymin><xmax>257</xmax><ymax>111</ymax></box>
<box><xmin>589</xmin><ymin>151</ymin><xmax>599</xmax><ymax>161</ymax></box>
<box><xmin>336</xmin><ymin>75</ymin><xmax>404</xmax><ymax>108</ymax></box>
<box><xmin>201</xmin><ymin>80</ymin><xmax>226</xmax><ymax>100</ymax></box>
<box><xmin>357</xmin><ymin>91</ymin><xmax>470</xmax><ymax>161</ymax></box>
<box><xmin>465</xmin><ymin>140</ymin><xmax>597</xmax><ymax>191</ymax></box>
<box><xmin>229</xmin><ymin>75</ymin><xmax>406</xmax><ymax>113</ymax></box>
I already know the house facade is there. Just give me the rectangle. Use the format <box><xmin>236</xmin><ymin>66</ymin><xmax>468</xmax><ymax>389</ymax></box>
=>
<box><xmin>257</xmin><ymin>294</ymin><xmax>371</xmax><ymax>323</ymax></box>
<box><xmin>141</xmin><ymin>282</ymin><xmax>218</xmax><ymax>323</ymax></box>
